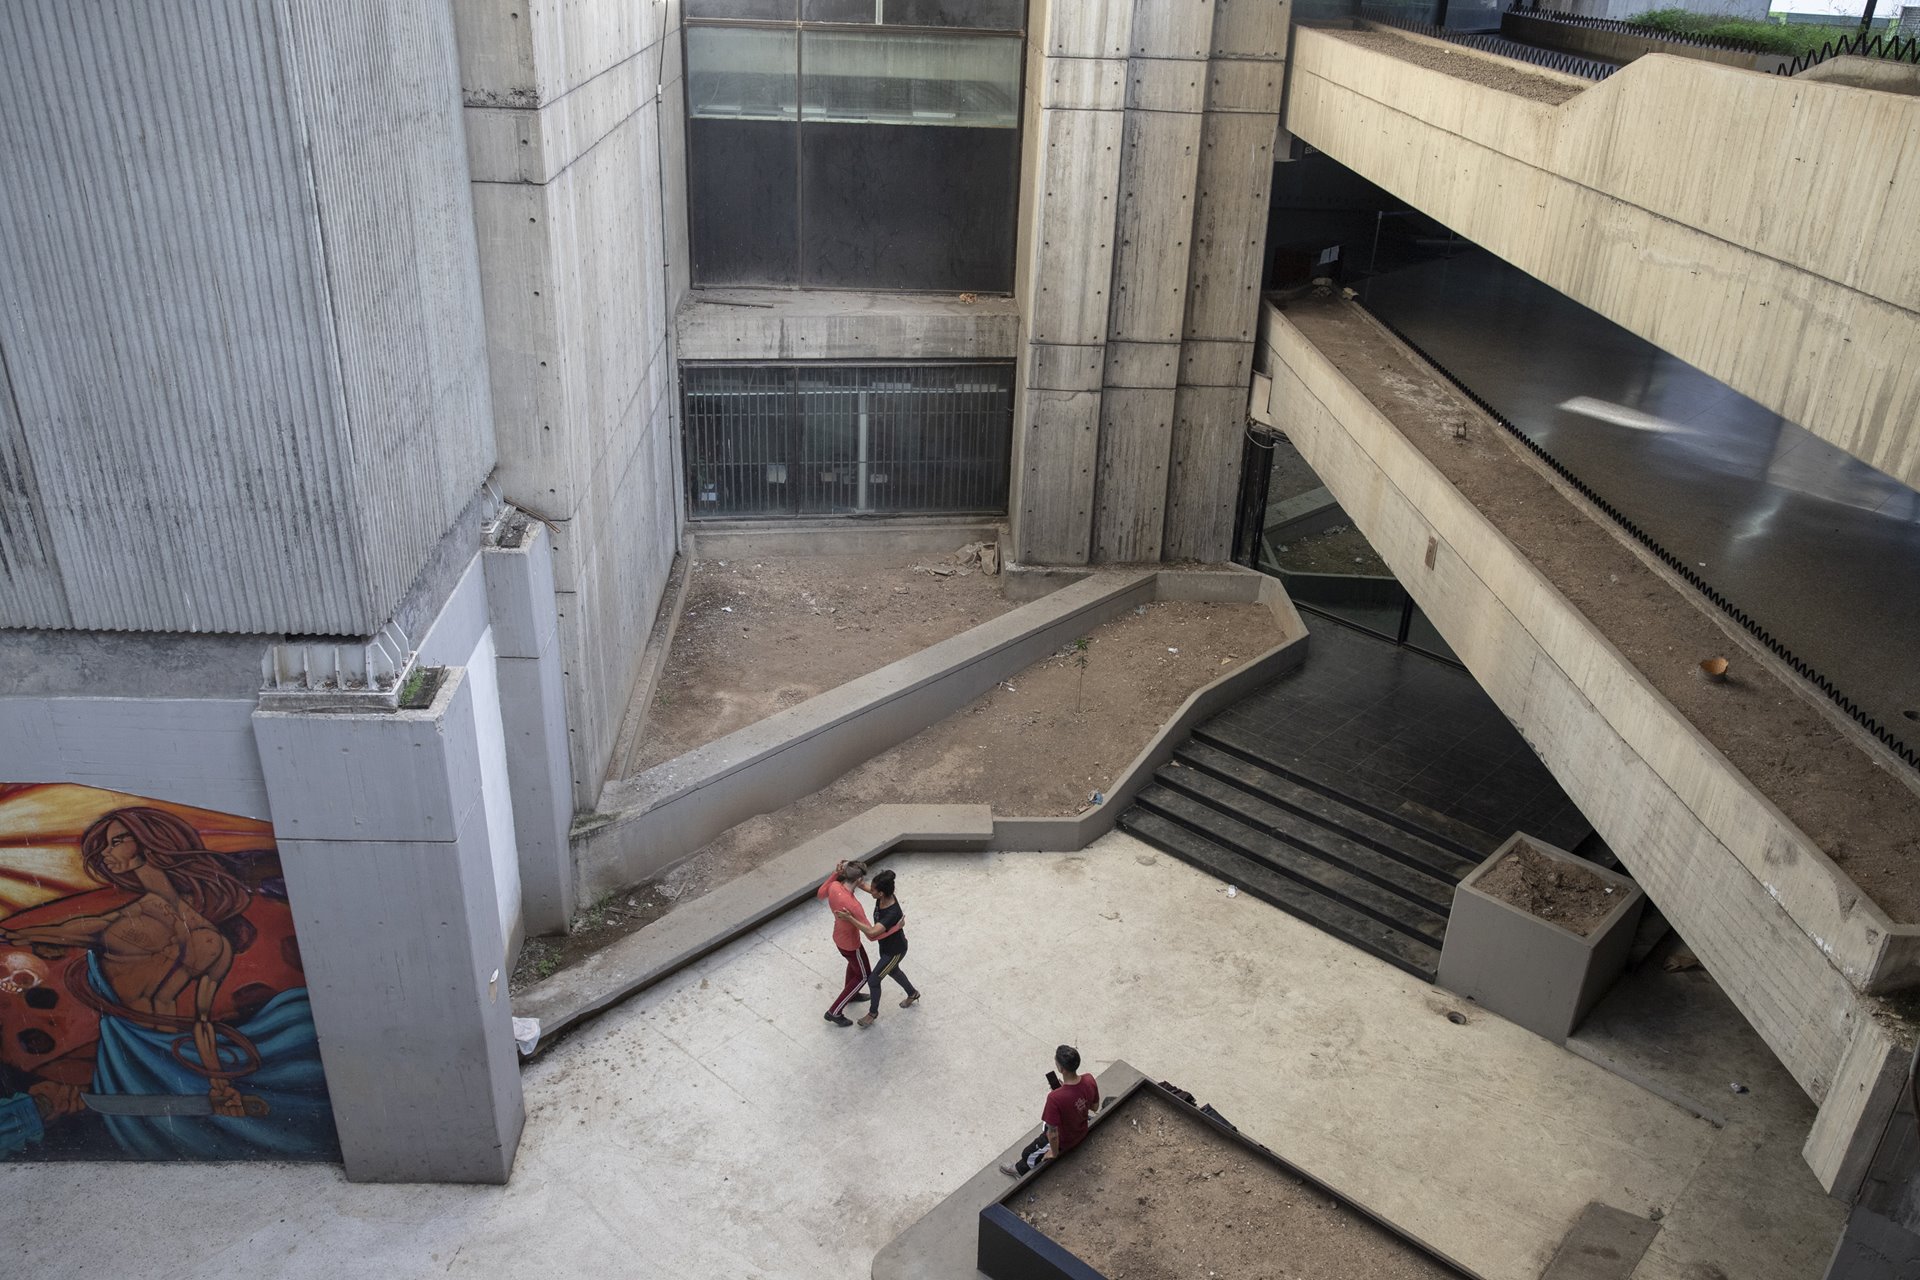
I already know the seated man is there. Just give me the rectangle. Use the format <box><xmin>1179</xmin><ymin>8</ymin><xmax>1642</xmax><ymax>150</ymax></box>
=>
<box><xmin>1001</xmin><ymin>1044</ymin><xmax>1100</xmax><ymax>1176</ymax></box>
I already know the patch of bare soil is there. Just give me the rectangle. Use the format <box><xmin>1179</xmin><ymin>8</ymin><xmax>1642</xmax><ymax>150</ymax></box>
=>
<box><xmin>1270</xmin><ymin>523</ymin><xmax>1393</xmax><ymax>576</ymax></box>
<box><xmin>514</xmin><ymin>599</ymin><xmax>1280</xmax><ymax>989</ymax></box>
<box><xmin>1018</xmin><ymin>1091</ymin><xmax>1460</xmax><ymax>1280</ymax></box>
<box><xmin>625</xmin><ymin>550</ymin><xmax>1013</xmax><ymax>774</ymax></box>
<box><xmin>1331</xmin><ymin>28</ymin><xmax>1584</xmax><ymax>105</ymax></box>
<box><xmin>1476</xmin><ymin>842</ymin><xmax>1618</xmax><ymax>935</ymax></box>
<box><xmin>1285</xmin><ymin>298</ymin><xmax>1920</xmax><ymax>922</ymax></box>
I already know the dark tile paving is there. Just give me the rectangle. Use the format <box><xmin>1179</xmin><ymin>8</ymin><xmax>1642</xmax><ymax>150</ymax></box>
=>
<box><xmin>1206</xmin><ymin>619</ymin><xmax>1591</xmax><ymax>852</ymax></box>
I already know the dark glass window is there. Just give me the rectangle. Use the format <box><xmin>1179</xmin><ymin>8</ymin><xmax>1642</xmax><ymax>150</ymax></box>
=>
<box><xmin>683</xmin><ymin>363</ymin><xmax>1014</xmax><ymax>518</ymax></box>
<box><xmin>684</xmin><ymin>11</ymin><xmax>1024</xmax><ymax>292</ymax></box>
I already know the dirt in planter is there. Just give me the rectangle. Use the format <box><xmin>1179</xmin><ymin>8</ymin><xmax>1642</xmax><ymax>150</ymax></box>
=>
<box><xmin>623</xmin><ymin>551</ymin><xmax>1016</xmax><ymax>776</ymax></box>
<box><xmin>513</xmin><ymin>599</ymin><xmax>1281</xmax><ymax>990</ymax></box>
<box><xmin>1017</xmin><ymin>1091</ymin><xmax>1460</xmax><ymax>1280</ymax></box>
<box><xmin>1474</xmin><ymin>842</ymin><xmax>1620</xmax><ymax>936</ymax></box>
<box><xmin>1268</xmin><ymin>523</ymin><xmax>1394</xmax><ymax>576</ymax></box>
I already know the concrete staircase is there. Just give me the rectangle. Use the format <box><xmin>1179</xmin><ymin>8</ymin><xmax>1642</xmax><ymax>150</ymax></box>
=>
<box><xmin>1121</xmin><ymin>728</ymin><xmax>1497</xmax><ymax>981</ymax></box>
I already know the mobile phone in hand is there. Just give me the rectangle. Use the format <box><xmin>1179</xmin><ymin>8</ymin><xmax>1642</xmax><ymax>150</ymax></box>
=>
<box><xmin>1046</xmin><ymin>1071</ymin><xmax>1061</xmax><ymax>1090</ymax></box>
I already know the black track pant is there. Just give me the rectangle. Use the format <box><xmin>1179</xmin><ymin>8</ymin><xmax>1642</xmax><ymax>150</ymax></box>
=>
<box><xmin>864</xmin><ymin>949</ymin><xmax>918</xmax><ymax>1010</ymax></box>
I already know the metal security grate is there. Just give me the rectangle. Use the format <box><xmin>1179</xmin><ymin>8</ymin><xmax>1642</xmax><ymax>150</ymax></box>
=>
<box><xmin>683</xmin><ymin>363</ymin><xmax>1013</xmax><ymax>519</ymax></box>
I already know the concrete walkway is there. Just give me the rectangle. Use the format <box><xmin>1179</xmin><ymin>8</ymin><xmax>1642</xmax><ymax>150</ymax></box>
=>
<box><xmin>7</xmin><ymin>835</ymin><xmax>1842</xmax><ymax>1279</ymax></box>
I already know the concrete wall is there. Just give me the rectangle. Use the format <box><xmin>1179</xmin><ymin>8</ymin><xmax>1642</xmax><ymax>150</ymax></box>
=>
<box><xmin>676</xmin><ymin>291</ymin><xmax>1020</xmax><ymax>362</ymax></box>
<box><xmin>1011</xmin><ymin>0</ymin><xmax>1286</xmax><ymax>566</ymax></box>
<box><xmin>0</xmin><ymin>1</ymin><xmax>496</xmax><ymax>636</ymax></box>
<box><xmin>1284</xmin><ymin>29</ymin><xmax>1920</xmax><ymax>494</ymax></box>
<box><xmin>1255</xmin><ymin>301</ymin><xmax>1910</xmax><ymax>1193</ymax></box>
<box><xmin>456</xmin><ymin>0</ymin><xmax>689</xmax><ymax>809</ymax></box>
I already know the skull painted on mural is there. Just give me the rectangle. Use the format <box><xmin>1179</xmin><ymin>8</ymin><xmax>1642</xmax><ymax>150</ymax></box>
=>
<box><xmin>0</xmin><ymin>951</ymin><xmax>49</xmax><ymax>995</ymax></box>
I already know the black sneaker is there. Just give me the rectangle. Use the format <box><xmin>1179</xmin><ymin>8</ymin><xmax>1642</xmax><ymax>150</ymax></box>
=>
<box><xmin>824</xmin><ymin>1012</ymin><xmax>854</xmax><ymax>1027</ymax></box>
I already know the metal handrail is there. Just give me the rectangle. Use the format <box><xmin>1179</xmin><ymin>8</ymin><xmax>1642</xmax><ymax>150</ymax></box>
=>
<box><xmin>1351</xmin><ymin>299</ymin><xmax>1919</xmax><ymax>773</ymax></box>
<box><xmin>1359</xmin><ymin>6</ymin><xmax>1620</xmax><ymax>80</ymax></box>
<box><xmin>1505</xmin><ymin>4</ymin><xmax>1780</xmax><ymax>54</ymax></box>
<box><xmin>1774</xmin><ymin>29</ymin><xmax>1920</xmax><ymax>74</ymax></box>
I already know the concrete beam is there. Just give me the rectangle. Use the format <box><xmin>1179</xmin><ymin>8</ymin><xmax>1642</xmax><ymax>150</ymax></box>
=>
<box><xmin>1284</xmin><ymin>29</ymin><xmax>1920</xmax><ymax>492</ymax></box>
<box><xmin>675</xmin><ymin>290</ymin><xmax>1019</xmax><ymax>363</ymax></box>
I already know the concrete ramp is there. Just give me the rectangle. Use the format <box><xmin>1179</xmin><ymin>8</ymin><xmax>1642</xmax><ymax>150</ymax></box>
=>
<box><xmin>1284</xmin><ymin>26</ymin><xmax>1920</xmax><ymax>493</ymax></box>
<box><xmin>1254</xmin><ymin>296</ymin><xmax>1917</xmax><ymax>1195</ymax></box>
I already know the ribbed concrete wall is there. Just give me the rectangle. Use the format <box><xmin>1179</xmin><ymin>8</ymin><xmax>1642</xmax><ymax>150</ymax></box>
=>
<box><xmin>0</xmin><ymin>1</ymin><xmax>495</xmax><ymax>635</ymax></box>
<box><xmin>1285</xmin><ymin>29</ymin><xmax>1920</xmax><ymax>494</ymax></box>
<box><xmin>1012</xmin><ymin>0</ymin><xmax>1285</xmax><ymax>566</ymax></box>
<box><xmin>457</xmin><ymin>0</ymin><xmax>687</xmax><ymax>807</ymax></box>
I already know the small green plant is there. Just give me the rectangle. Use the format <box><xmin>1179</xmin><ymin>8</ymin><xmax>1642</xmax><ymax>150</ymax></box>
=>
<box><xmin>575</xmin><ymin>890</ymin><xmax>622</xmax><ymax>933</ymax></box>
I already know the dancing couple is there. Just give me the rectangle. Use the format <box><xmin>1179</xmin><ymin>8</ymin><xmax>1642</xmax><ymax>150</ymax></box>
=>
<box><xmin>816</xmin><ymin>859</ymin><xmax>919</xmax><ymax>1029</ymax></box>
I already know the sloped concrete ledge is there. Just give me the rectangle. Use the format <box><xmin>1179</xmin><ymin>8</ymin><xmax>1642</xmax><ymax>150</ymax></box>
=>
<box><xmin>577</xmin><ymin>568</ymin><xmax>1305</xmax><ymax>899</ymax></box>
<box><xmin>517</xmin><ymin>805</ymin><xmax>994</xmax><ymax>1054</ymax></box>
<box><xmin>576</xmin><ymin>572</ymin><xmax>1156</xmax><ymax>898</ymax></box>
<box><xmin>1257</xmin><ymin>300</ymin><xmax>1912</xmax><ymax>1190</ymax></box>
<box><xmin>533</xmin><ymin>571</ymin><xmax>1306</xmax><ymax>1051</ymax></box>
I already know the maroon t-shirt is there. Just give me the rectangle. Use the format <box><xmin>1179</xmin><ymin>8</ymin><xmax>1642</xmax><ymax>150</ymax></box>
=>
<box><xmin>1041</xmin><ymin>1074</ymin><xmax>1100</xmax><ymax>1154</ymax></box>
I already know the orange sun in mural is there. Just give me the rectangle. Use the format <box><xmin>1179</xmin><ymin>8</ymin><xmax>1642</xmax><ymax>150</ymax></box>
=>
<box><xmin>0</xmin><ymin>784</ymin><xmax>337</xmax><ymax>1162</ymax></box>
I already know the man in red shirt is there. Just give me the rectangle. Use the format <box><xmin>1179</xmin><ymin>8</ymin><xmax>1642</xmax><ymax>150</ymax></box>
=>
<box><xmin>1001</xmin><ymin>1045</ymin><xmax>1100</xmax><ymax>1176</ymax></box>
<box><xmin>816</xmin><ymin>859</ymin><xmax>872</xmax><ymax>1027</ymax></box>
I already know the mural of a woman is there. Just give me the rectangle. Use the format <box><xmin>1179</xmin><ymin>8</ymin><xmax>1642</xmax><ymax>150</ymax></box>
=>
<box><xmin>0</xmin><ymin>806</ymin><xmax>337</xmax><ymax>1160</ymax></box>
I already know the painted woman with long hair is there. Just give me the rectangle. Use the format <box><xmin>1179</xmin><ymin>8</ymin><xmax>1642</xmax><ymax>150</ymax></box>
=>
<box><xmin>0</xmin><ymin>807</ymin><xmax>336</xmax><ymax>1159</ymax></box>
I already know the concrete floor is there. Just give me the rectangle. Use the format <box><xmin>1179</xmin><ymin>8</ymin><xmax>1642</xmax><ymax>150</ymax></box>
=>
<box><xmin>7</xmin><ymin>836</ymin><xmax>1844</xmax><ymax>1280</ymax></box>
<box><xmin>1362</xmin><ymin>250</ymin><xmax>1920</xmax><ymax>741</ymax></box>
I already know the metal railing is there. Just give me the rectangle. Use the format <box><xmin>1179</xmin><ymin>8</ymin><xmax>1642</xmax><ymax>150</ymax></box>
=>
<box><xmin>682</xmin><ymin>362</ymin><xmax>1014</xmax><ymax>520</ymax></box>
<box><xmin>1350</xmin><ymin>300</ymin><xmax>1919</xmax><ymax>773</ymax></box>
<box><xmin>1774</xmin><ymin>29</ymin><xmax>1920</xmax><ymax>74</ymax></box>
<box><xmin>1359</xmin><ymin>5</ymin><xmax>1620</xmax><ymax>80</ymax></box>
<box><xmin>1505</xmin><ymin>4</ymin><xmax>1779</xmax><ymax>54</ymax></box>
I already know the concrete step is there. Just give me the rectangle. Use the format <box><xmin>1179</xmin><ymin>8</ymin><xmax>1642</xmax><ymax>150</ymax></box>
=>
<box><xmin>1173</xmin><ymin>739</ymin><xmax>1480</xmax><ymax>886</ymax></box>
<box><xmin>1120</xmin><ymin>808</ymin><xmax>1442</xmax><ymax>981</ymax></box>
<box><xmin>1133</xmin><ymin>783</ymin><xmax>1451</xmax><ymax>948</ymax></box>
<box><xmin>1193</xmin><ymin>723</ymin><xmax>1504</xmax><ymax>860</ymax></box>
<box><xmin>1152</xmin><ymin>761</ymin><xmax>1458</xmax><ymax>916</ymax></box>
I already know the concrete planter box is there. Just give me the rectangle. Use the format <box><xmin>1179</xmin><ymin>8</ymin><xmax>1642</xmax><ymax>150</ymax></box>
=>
<box><xmin>1438</xmin><ymin>834</ymin><xmax>1646</xmax><ymax>1042</ymax></box>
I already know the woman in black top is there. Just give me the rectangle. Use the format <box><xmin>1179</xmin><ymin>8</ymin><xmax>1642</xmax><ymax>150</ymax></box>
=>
<box><xmin>836</xmin><ymin>868</ymin><xmax>920</xmax><ymax>1028</ymax></box>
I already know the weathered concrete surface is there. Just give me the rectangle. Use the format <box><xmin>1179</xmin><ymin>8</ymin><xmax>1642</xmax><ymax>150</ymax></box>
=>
<box><xmin>1011</xmin><ymin>0</ymin><xmax>1285</xmax><ymax>566</ymax></box>
<box><xmin>1255</xmin><ymin>300</ymin><xmax>1916</xmax><ymax>1191</ymax></box>
<box><xmin>675</xmin><ymin>290</ymin><xmax>1020</xmax><ymax>362</ymax></box>
<box><xmin>1</xmin><ymin>840</ymin><xmax>1845</xmax><ymax>1280</ymax></box>
<box><xmin>1796</xmin><ymin>54</ymin><xmax>1920</xmax><ymax>97</ymax></box>
<box><xmin>0</xmin><ymin>3</ymin><xmax>495</xmax><ymax>634</ymax></box>
<box><xmin>457</xmin><ymin>0</ymin><xmax>687</xmax><ymax>807</ymax></box>
<box><xmin>1285</xmin><ymin>28</ymin><xmax>1920</xmax><ymax>493</ymax></box>
<box><xmin>254</xmin><ymin>669</ymin><xmax>523</xmax><ymax>1184</ymax></box>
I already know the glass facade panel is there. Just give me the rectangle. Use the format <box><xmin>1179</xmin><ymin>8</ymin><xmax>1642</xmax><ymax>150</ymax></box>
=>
<box><xmin>800</xmin><ymin>31</ymin><xmax>1020</xmax><ymax>128</ymax></box>
<box><xmin>683</xmin><ymin>13</ymin><xmax>1022</xmax><ymax>291</ymax></box>
<box><xmin>686</xmin><ymin>27</ymin><xmax>799</xmax><ymax>120</ymax></box>
<box><xmin>684</xmin><ymin>364</ymin><xmax>1013</xmax><ymax>519</ymax></box>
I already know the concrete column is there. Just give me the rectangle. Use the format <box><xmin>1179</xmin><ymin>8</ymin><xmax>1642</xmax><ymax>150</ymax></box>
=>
<box><xmin>1092</xmin><ymin>3</ymin><xmax>1212</xmax><ymax>562</ymax></box>
<box><xmin>1010</xmin><ymin>0</ymin><xmax>1131</xmax><ymax>564</ymax></box>
<box><xmin>253</xmin><ymin>669</ymin><xmax>524</xmax><ymax>1183</ymax></box>
<box><xmin>483</xmin><ymin>516</ymin><xmax>577</xmax><ymax>936</ymax></box>
<box><xmin>1166</xmin><ymin>0</ymin><xmax>1290</xmax><ymax>559</ymax></box>
<box><xmin>1014</xmin><ymin>0</ymin><xmax>1288</xmax><ymax>566</ymax></box>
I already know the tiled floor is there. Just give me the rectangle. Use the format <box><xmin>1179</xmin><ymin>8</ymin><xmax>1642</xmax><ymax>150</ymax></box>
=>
<box><xmin>1208</xmin><ymin>617</ymin><xmax>1592</xmax><ymax>852</ymax></box>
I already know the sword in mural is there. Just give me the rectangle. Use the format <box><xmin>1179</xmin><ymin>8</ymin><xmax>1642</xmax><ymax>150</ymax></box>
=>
<box><xmin>81</xmin><ymin>1091</ymin><xmax>269</xmax><ymax>1117</ymax></box>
